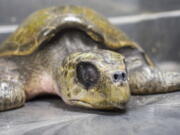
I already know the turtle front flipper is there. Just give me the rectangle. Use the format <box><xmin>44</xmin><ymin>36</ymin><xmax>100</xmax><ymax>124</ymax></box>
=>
<box><xmin>0</xmin><ymin>80</ymin><xmax>25</xmax><ymax>111</ymax></box>
<box><xmin>118</xmin><ymin>46</ymin><xmax>180</xmax><ymax>94</ymax></box>
<box><xmin>0</xmin><ymin>59</ymin><xmax>25</xmax><ymax>111</ymax></box>
<box><xmin>129</xmin><ymin>66</ymin><xmax>180</xmax><ymax>94</ymax></box>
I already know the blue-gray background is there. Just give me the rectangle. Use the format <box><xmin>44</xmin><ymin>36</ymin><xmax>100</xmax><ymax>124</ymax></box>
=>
<box><xmin>0</xmin><ymin>0</ymin><xmax>180</xmax><ymax>135</ymax></box>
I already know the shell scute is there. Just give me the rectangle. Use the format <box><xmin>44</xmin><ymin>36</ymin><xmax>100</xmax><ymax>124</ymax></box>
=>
<box><xmin>0</xmin><ymin>6</ymin><xmax>141</xmax><ymax>57</ymax></box>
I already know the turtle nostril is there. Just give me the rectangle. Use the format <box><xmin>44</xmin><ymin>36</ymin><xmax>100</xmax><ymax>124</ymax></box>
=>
<box><xmin>113</xmin><ymin>71</ymin><xmax>127</xmax><ymax>82</ymax></box>
<box><xmin>113</xmin><ymin>74</ymin><xmax>119</xmax><ymax>80</ymax></box>
<box><xmin>121</xmin><ymin>72</ymin><xmax>126</xmax><ymax>79</ymax></box>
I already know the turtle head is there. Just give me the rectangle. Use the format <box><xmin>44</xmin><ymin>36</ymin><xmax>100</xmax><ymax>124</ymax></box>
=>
<box><xmin>58</xmin><ymin>50</ymin><xmax>130</xmax><ymax>110</ymax></box>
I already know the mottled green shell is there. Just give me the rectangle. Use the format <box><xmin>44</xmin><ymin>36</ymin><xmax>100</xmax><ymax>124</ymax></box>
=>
<box><xmin>0</xmin><ymin>5</ymin><xmax>152</xmax><ymax>65</ymax></box>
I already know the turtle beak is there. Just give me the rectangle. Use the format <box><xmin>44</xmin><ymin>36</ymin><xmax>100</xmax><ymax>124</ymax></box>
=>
<box><xmin>69</xmin><ymin>99</ymin><xmax>127</xmax><ymax>110</ymax></box>
<box><xmin>109</xmin><ymin>102</ymin><xmax>127</xmax><ymax>109</ymax></box>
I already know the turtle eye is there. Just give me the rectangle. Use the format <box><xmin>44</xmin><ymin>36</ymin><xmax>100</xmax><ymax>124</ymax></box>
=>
<box><xmin>76</xmin><ymin>62</ymin><xmax>99</xmax><ymax>89</ymax></box>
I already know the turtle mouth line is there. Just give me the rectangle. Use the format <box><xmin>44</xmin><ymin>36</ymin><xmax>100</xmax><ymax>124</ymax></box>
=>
<box><xmin>109</xmin><ymin>102</ymin><xmax>126</xmax><ymax>109</ymax></box>
<box><xmin>70</xmin><ymin>99</ymin><xmax>94</xmax><ymax>108</ymax></box>
<box><xmin>69</xmin><ymin>99</ymin><xmax>126</xmax><ymax>110</ymax></box>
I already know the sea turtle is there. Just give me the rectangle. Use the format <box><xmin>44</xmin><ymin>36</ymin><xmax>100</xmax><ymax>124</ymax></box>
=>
<box><xmin>0</xmin><ymin>5</ymin><xmax>180</xmax><ymax>111</ymax></box>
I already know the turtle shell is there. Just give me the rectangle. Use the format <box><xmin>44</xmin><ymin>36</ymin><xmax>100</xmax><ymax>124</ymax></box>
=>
<box><xmin>0</xmin><ymin>5</ymin><xmax>153</xmax><ymax>66</ymax></box>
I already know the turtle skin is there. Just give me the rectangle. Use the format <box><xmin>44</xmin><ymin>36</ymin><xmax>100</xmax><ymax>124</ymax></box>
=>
<box><xmin>0</xmin><ymin>5</ymin><xmax>180</xmax><ymax>111</ymax></box>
